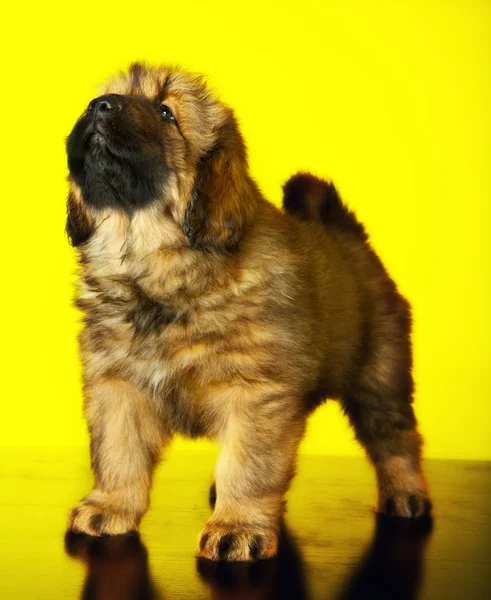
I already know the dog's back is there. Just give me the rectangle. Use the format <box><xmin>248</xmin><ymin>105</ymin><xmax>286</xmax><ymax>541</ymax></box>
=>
<box><xmin>282</xmin><ymin>172</ymin><xmax>413</xmax><ymax>405</ymax></box>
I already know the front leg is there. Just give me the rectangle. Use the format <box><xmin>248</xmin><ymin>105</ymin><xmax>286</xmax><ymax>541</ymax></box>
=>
<box><xmin>198</xmin><ymin>396</ymin><xmax>306</xmax><ymax>561</ymax></box>
<box><xmin>68</xmin><ymin>377</ymin><xmax>167</xmax><ymax>536</ymax></box>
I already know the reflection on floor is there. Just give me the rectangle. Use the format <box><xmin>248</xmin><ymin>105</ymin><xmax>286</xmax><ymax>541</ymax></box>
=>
<box><xmin>0</xmin><ymin>450</ymin><xmax>489</xmax><ymax>599</ymax></box>
<box><xmin>66</xmin><ymin>515</ymin><xmax>433</xmax><ymax>600</ymax></box>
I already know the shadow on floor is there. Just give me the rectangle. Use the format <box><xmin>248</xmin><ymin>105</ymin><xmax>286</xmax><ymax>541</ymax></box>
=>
<box><xmin>65</xmin><ymin>515</ymin><xmax>433</xmax><ymax>600</ymax></box>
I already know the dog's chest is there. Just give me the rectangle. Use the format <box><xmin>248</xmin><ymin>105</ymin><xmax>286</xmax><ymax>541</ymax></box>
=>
<box><xmin>78</xmin><ymin>234</ymin><xmax>267</xmax><ymax>437</ymax></box>
<box><xmin>125</xmin><ymin>292</ymin><xmax>185</xmax><ymax>338</ymax></box>
<box><xmin>81</xmin><ymin>279</ymin><xmax>210</xmax><ymax>433</ymax></box>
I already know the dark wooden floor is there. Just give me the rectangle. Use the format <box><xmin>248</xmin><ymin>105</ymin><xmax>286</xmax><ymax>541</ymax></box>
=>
<box><xmin>0</xmin><ymin>448</ymin><xmax>489</xmax><ymax>599</ymax></box>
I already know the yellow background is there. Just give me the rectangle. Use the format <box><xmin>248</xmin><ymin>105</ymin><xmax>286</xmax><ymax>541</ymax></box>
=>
<box><xmin>1</xmin><ymin>0</ymin><xmax>489</xmax><ymax>460</ymax></box>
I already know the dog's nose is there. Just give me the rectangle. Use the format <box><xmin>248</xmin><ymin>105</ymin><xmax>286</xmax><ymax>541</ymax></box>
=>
<box><xmin>96</xmin><ymin>98</ymin><xmax>112</xmax><ymax>112</ymax></box>
<box><xmin>87</xmin><ymin>94</ymin><xmax>121</xmax><ymax>116</ymax></box>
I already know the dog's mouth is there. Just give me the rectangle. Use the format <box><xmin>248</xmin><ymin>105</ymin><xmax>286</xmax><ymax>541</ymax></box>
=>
<box><xmin>85</xmin><ymin>122</ymin><xmax>109</xmax><ymax>146</ymax></box>
<box><xmin>87</xmin><ymin>130</ymin><xmax>108</xmax><ymax>150</ymax></box>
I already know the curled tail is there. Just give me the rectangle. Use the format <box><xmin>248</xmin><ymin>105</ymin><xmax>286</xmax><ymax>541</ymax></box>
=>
<box><xmin>282</xmin><ymin>173</ymin><xmax>367</xmax><ymax>240</ymax></box>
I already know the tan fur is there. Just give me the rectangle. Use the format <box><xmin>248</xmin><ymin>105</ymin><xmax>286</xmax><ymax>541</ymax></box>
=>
<box><xmin>69</xmin><ymin>378</ymin><xmax>166</xmax><ymax>535</ymax></box>
<box><xmin>375</xmin><ymin>452</ymin><xmax>430</xmax><ymax>518</ymax></box>
<box><xmin>66</xmin><ymin>63</ymin><xmax>430</xmax><ymax>560</ymax></box>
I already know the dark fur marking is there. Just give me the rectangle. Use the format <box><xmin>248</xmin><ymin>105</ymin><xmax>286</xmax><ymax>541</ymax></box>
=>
<box><xmin>125</xmin><ymin>283</ymin><xmax>187</xmax><ymax>338</ymax></box>
<box><xmin>408</xmin><ymin>495</ymin><xmax>420</xmax><ymax>517</ymax></box>
<box><xmin>90</xmin><ymin>513</ymin><xmax>105</xmax><ymax>533</ymax></box>
<box><xmin>83</xmin><ymin>276</ymin><xmax>100</xmax><ymax>290</ymax></box>
<box><xmin>209</xmin><ymin>482</ymin><xmax>217</xmax><ymax>508</ymax></box>
<box><xmin>248</xmin><ymin>535</ymin><xmax>263</xmax><ymax>559</ymax></box>
<box><xmin>218</xmin><ymin>533</ymin><xmax>234</xmax><ymax>560</ymax></box>
<box><xmin>129</xmin><ymin>62</ymin><xmax>145</xmax><ymax>94</ymax></box>
<box><xmin>66</xmin><ymin>192</ymin><xmax>95</xmax><ymax>247</ymax></box>
<box><xmin>200</xmin><ymin>532</ymin><xmax>210</xmax><ymax>551</ymax></box>
<box><xmin>385</xmin><ymin>498</ymin><xmax>396</xmax><ymax>516</ymax></box>
<box><xmin>160</xmin><ymin>382</ymin><xmax>206</xmax><ymax>438</ymax></box>
<box><xmin>156</xmin><ymin>72</ymin><xmax>172</xmax><ymax>106</ymax></box>
<box><xmin>127</xmin><ymin>297</ymin><xmax>182</xmax><ymax>337</ymax></box>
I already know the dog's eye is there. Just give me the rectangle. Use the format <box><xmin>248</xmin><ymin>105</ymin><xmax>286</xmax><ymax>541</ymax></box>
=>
<box><xmin>159</xmin><ymin>104</ymin><xmax>176</xmax><ymax>122</ymax></box>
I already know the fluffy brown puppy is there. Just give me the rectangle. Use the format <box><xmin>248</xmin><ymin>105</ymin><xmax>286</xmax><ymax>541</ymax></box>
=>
<box><xmin>65</xmin><ymin>63</ymin><xmax>431</xmax><ymax>561</ymax></box>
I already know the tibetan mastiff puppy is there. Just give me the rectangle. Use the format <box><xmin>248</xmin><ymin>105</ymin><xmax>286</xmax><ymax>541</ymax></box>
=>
<box><xmin>65</xmin><ymin>63</ymin><xmax>431</xmax><ymax>561</ymax></box>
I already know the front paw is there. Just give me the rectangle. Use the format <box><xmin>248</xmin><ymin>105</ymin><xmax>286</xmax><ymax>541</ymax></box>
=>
<box><xmin>68</xmin><ymin>496</ymin><xmax>140</xmax><ymax>536</ymax></box>
<box><xmin>198</xmin><ymin>521</ymin><xmax>278</xmax><ymax>562</ymax></box>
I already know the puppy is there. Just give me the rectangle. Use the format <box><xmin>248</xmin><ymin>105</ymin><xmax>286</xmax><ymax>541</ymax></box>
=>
<box><xmin>65</xmin><ymin>63</ymin><xmax>431</xmax><ymax>562</ymax></box>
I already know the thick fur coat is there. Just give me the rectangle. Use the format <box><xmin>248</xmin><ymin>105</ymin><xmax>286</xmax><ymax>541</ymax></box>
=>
<box><xmin>66</xmin><ymin>63</ymin><xmax>430</xmax><ymax>561</ymax></box>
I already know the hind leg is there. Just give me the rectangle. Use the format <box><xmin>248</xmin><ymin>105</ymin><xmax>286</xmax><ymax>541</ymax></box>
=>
<box><xmin>343</xmin><ymin>388</ymin><xmax>431</xmax><ymax>518</ymax></box>
<box><xmin>341</xmin><ymin>283</ymin><xmax>432</xmax><ymax>519</ymax></box>
<box><xmin>342</xmin><ymin>308</ymin><xmax>431</xmax><ymax>517</ymax></box>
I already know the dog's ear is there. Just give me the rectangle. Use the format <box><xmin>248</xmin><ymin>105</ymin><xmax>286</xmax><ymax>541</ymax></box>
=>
<box><xmin>183</xmin><ymin>111</ymin><xmax>256</xmax><ymax>252</ymax></box>
<box><xmin>66</xmin><ymin>186</ymin><xmax>95</xmax><ymax>247</ymax></box>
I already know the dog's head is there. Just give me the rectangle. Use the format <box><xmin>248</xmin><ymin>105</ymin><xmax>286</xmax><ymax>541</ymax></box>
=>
<box><xmin>66</xmin><ymin>63</ymin><xmax>256</xmax><ymax>250</ymax></box>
